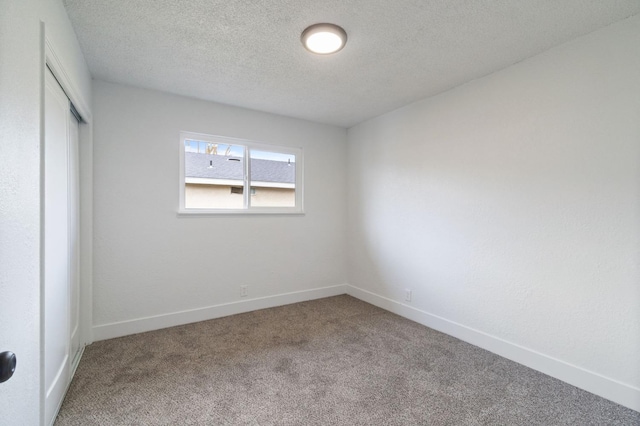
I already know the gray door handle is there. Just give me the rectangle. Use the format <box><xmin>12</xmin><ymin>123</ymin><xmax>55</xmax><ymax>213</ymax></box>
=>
<box><xmin>0</xmin><ymin>351</ymin><xmax>16</xmax><ymax>383</ymax></box>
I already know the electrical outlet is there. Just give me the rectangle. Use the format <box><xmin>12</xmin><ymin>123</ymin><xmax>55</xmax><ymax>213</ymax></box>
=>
<box><xmin>405</xmin><ymin>289</ymin><xmax>412</xmax><ymax>302</ymax></box>
<box><xmin>240</xmin><ymin>285</ymin><xmax>248</xmax><ymax>297</ymax></box>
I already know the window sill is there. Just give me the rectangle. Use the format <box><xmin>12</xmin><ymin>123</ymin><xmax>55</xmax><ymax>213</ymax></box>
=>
<box><xmin>177</xmin><ymin>208</ymin><xmax>305</xmax><ymax>216</ymax></box>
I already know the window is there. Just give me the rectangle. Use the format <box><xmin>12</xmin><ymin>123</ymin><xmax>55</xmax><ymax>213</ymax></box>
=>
<box><xmin>230</xmin><ymin>186</ymin><xmax>256</xmax><ymax>195</ymax></box>
<box><xmin>179</xmin><ymin>132</ymin><xmax>303</xmax><ymax>214</ymax></box>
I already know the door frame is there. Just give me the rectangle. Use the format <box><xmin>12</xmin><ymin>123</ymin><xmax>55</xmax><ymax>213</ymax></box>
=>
<box><xmin>42</xmin><ymin>33</ymin><xmax>93</xmax><ymax>425</ymax></box>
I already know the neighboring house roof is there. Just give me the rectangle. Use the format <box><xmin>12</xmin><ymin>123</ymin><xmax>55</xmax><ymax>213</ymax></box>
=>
<box><xmin>185</xmin><ymin>152</ymin><xmax>295</xmax><ymax>183</ymax></box>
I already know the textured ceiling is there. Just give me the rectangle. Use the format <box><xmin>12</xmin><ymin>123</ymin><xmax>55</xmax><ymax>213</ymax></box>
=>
<box><xmin>63</xmin><ymin>0</ymin><xmax>640</xmax><ymax>128</ymax></box>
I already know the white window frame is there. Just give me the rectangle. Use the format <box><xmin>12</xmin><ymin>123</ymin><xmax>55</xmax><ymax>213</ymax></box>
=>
<box><xmin>178</xmin><ymin>131</ymin><xmax>304</xmax><ymax>215</ymax></box>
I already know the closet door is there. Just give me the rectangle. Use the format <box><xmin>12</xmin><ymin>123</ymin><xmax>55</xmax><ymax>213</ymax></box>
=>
<box><xmin>44</xmin><ymin>67</ymin><xmax>71</xmax><ymax>425</ymax></box>
<box><xmin>68</xmin><ymin>107</ymin><xmax>81</xmax><ymax>369</ymax></box>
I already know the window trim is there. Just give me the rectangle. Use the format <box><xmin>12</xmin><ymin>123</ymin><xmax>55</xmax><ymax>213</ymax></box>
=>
<box><xmin>178</xmin><ymin>131</ymin><xmax>304</xmax><ymax>215</ymax></box>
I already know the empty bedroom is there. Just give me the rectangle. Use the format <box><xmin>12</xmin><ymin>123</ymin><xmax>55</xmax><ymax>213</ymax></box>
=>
<box><xmin>1</xmin><ymin>0</ymin><xmax>639</xmax><ymax>425</ymax></box>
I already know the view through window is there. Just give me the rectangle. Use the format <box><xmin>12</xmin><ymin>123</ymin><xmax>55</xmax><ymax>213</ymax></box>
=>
<box><xmin>180</xmin><ymin>132</ymin><xmax>303</xmax><ymax>213</ymax></box>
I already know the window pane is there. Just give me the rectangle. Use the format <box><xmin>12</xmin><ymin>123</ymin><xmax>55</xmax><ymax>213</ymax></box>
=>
<box><xmin>249</xmin><ymin>150</ymin><xmax>295</xmax><ymax>207</ymax></box>
<box><xmin>184</xmin><ymin>140</ymin><xmax>245</xmax><ymax>209</ymax></box>
<box><xmin>184</xmin><ymin>139</ymin><xmax>198</xmax><ymax>153</ymax></box>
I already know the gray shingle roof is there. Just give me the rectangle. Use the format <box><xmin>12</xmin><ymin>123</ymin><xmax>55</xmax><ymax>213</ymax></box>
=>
<box><xmin>185</xmin><ymin>152</ymin><xmax>295</xmax><ymax>183</ymax></box>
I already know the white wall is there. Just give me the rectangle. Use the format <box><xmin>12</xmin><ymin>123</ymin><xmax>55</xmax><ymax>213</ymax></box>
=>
<box><xmin>347</xmin><ymin>15</ymin><xmax>640</xmax><ymax>410</ymax></box>
<box><xmin>92</xmin><ymin>80</ymin><xmax>348</xmax><ymax>337</ymax></box>
<box><xmin>0</xmin><ymin>2</ymin><xmax>42</xmax><ymax>423</ymax></box>
<box><xmin>0</xmin><ymin>0</ymin><xmax>91</xmax><ymax>424</ymax></box>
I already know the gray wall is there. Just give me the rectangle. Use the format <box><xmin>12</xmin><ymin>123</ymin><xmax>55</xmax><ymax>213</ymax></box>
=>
<box><xmin>92</xmin><ymin>80</ymin><xmax>348</xmax><ymax>332</ymax></box>
<box><xmin>347</xmin><ymin>15</ymin><xmax>640</xmax><ymax>403</ymax></box>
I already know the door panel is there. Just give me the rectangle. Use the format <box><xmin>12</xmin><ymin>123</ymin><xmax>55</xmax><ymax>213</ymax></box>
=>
<box><xmin>69</xmin><ymin>110</ymin><xmax>81</xmax><ymax>369</ymax></box>
<box><xmin>44</xmin><ymin>67</ymin><xmax>70</xmax><ymax>425</ymax></box>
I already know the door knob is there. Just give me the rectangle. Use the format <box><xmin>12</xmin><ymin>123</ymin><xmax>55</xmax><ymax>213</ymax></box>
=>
<box><xmin>0</xmin><ymin>351</ymin><xmax>16</xmax><ymax>383</ymax></box>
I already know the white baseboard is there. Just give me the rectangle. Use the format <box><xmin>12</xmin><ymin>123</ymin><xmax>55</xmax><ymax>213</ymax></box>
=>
<box><xmin>346</xmin><ymin>284</ymin><xmax>640</xmax><ymax>413</ymax></box>
<box><xmin>91</xmin><ymin>282</ymin><xmax>638</xmax><ymax>412</ymax></box>
<box><xmin>93</xmin><ymin>284</ymin><xmax>348</xmax><ymax>342</ymax></box>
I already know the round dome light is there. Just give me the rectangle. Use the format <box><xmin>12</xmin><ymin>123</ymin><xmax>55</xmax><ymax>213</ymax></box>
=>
<box><xmin>301</xmin><ymin>23</ymin><xmax>347</xmax><ymax>55</ymax></box>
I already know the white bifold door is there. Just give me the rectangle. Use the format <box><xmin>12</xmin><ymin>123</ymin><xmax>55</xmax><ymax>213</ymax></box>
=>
<box><xmin>44</xmin><ymin>66</ymin><xmax>81</xmax><ymax>425</ymax></box>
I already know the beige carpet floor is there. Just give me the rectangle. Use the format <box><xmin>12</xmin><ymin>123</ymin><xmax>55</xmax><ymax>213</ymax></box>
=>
<box><xmin>56</xmin><ymin>295</ymin><xmax>639</xmax><ymax>425</ymax></box>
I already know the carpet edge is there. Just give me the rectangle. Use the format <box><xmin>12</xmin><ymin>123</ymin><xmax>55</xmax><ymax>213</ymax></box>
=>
<box><xmin>346</xmin><ymin>284</ymin><xmax>640</xmax><ymax>413</ymax></box>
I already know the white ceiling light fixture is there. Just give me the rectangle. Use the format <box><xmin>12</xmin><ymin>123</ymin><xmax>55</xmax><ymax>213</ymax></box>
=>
<box><xmin>301</xmin><ymin>23</ymin><xmax>347</xmax><ymax>55</ymax></box>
